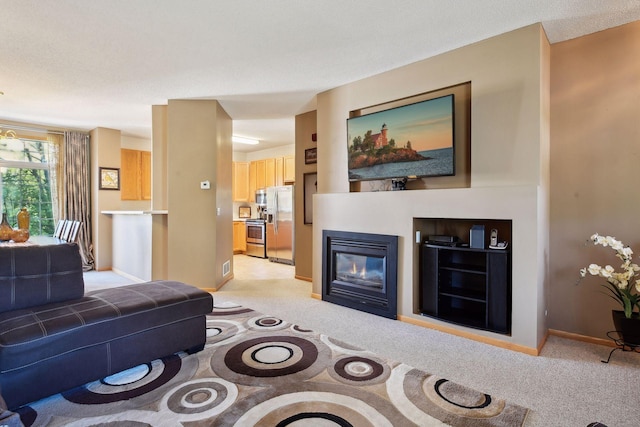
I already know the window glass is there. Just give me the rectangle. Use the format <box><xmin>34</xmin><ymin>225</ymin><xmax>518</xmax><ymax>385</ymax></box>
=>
<box><xmin>0</xmin><ymin>137</ymin><xmax>56</xmax><ymax>236</ymax></box>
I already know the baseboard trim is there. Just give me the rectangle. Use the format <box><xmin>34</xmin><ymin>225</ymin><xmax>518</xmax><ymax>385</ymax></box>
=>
<box><xmin>295</xmin><ymin>275</ymin><xmax>312</xmax><ymax>282</ymax></box>
<box><xmin>548</xmin><ymin>328</ymin><xmax>615</xmax><ymax>348</ymax></box>
<box><xmin>307</xmin><ymin>297</ymin><xmax>609</xmax><ymax>354</ymax></box>
<box><xmin>111</xmin><ymin>268</ymin><xmax>145</xmax><ymax>283</ymax></box>
<box><xmin>398</xmin><ymin>315</ymin><xmax>540</xmax><ymax>356</ymax></box>
<box><xmin>204</xmin><ymin>273</ymin><xmax>234</xmax><ymax>293</ymax></box>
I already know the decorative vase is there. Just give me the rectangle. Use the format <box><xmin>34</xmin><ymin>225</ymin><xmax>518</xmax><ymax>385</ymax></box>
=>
<box><xmin>612</xmin><ymin>310</ymin><xmax>640</xmax><ymax>346</ymax></box>
<box><xmin>10</xmin><ymin>228</ymin><xmax>29</xmax><ymax>243</ymax></box>
<box><xmin>0</xmin><ymin>213</ymin><xmax>12</xmax><ymax>241</ymax></box>
<box><xmin>17</xmin><ymin>207</ymin><xmax>29</xmax><ymax>230</ymax></box>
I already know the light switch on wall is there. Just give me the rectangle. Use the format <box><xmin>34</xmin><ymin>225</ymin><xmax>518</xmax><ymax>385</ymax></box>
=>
<box><xmin>200</xmin><ymin>180</ymin><xmax>210</xmax><ymax>190</ymax></box>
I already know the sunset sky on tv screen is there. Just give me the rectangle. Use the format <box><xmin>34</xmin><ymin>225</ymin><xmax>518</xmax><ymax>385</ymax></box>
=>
<box><xmin>347</xmin><ymin>95</ymin><xmax>453</xmax><ymax>152</ymax></box>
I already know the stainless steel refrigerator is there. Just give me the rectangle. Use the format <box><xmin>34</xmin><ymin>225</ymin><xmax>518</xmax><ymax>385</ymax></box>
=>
<box><xmin>266</xmin><ymin>185</ymin><xmax>294</xmax><ymax>265</ymax></box>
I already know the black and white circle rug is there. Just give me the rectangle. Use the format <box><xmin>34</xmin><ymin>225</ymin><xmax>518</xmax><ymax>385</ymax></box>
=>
<box><xmin>17</xmin><ymin>303</ymin><xmax>529</xmax><ymax>426</ymax></box>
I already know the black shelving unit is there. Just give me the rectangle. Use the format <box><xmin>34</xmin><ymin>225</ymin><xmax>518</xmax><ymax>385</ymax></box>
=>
<box><xmin>420</xmin><ymin>244</ymin><xmax>511</xmax><ymax>334</ymax></box>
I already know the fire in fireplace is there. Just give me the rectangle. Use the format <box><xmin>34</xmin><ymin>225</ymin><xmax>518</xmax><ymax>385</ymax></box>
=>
<box><xmin>322</xmin><ymin>230</ymin><xmax>398</xmax><ymax>319</ymax></box>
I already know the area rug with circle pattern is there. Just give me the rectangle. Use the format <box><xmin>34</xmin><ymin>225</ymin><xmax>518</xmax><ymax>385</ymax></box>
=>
<box><xmin>16</xmin><ymin>303</ymin><xmax>529</xmax><ymax>426</ymax></box>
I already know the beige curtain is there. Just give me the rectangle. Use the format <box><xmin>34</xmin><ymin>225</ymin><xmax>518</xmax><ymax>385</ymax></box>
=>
<box><xmin>46</xmin><ymin>133</ymin><xmax>64</xmax><ymax>223</ymax></box>
<box><xmin>63</xmin><ymin>131</ymin><xmax>94</xmax><ymax>270</ymax></box>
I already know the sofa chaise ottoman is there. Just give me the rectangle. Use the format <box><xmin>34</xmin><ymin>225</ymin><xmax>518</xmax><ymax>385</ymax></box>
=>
<box><xmin>0</xmin><ymin>243</ymin><xmax>213</xmax><ymax>410</ymax></box>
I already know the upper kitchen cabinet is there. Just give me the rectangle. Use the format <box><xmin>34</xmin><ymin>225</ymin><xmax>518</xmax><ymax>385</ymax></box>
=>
<box><xmin>244</xmin><ymin>155</ymin><xmax>295</xmax><ymax>199</ymax></box>
<box><xmin>121</xmin><ymin>148</ymin><xmax>151</xmax><ymax>201</ymax></box>
<box><xmin>265</xmin><ymin>158</ymin><xmax>276</xmax><ymax>188</ymax></box>
<box><xmin>249</xmin><ymin>161</ymin><xmax>257</xmax><ymax>202</ymax></box>
<box><xmin>283</xmin><ymin>155</ymin><xmax>295</xmax><ymax>183</ymax></box>
<box><xmin>275</xmin><ymin>155</ymin><xmax>295</xmax><ymax>185</ymax></box>
<box><xmin>232</xmin><ymin>162</ymin><xmax>250</xmax><ymax>202</ymax></box>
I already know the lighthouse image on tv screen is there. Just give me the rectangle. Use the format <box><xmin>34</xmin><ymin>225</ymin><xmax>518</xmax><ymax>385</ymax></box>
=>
<box><xmin>346</xmin><ymin>94</ymin><xmax>455</xmax><ymax>182</ymax></box>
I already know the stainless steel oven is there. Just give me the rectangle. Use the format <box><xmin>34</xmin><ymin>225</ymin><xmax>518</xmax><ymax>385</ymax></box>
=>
<box><xmin>245</xmin><ymin>219</ymin><xmax>266</xmax><ymax>258</ymax></box>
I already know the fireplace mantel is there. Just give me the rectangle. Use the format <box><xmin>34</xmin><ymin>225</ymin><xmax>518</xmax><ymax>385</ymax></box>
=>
<box><xmin>313</xmin><ymin>185</ymin><xmax>545</xmax><ymax>354</ymax></box>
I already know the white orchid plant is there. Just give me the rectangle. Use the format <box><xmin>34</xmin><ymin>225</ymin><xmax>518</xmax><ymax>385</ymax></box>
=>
<box><xmin>579</xmin><ymin>233</ymin><xmax>640</xmax><ymax>318</ymax></box>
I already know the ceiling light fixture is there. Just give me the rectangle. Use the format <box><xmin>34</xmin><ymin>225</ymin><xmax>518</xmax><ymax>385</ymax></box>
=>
<box><xmin>232</xmin><ymin>135</ymin><xmax>259</xmax><ymax>145</ymax></box>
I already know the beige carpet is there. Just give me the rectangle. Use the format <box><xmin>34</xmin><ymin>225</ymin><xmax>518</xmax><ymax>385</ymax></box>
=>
<box><xmin>81</xmin><ymin>256</ymin><xmax>640</xmax><ymax>426</ymax></box>
<box><xmin>16</xmin><ymin>303</ymin><xmax>528</xmax><ymax>426</ymax></box>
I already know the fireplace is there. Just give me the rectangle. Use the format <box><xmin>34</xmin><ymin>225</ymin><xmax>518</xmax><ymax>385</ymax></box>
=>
<box><xmin>322</xmin><ymin>230</ymin><xmax>398</xmax><ymax>319</ymax></box>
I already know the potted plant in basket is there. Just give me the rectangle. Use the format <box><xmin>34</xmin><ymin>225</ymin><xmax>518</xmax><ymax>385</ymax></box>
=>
<box><xmin>579</xmin><ymin>233</ymin><xmax>640</xmax><ymax>345</ymax></box>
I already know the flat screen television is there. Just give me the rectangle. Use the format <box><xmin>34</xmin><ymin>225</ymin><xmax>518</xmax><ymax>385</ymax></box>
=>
<box><xmin>347</xmin><ymin>94</ymin><xmax>455</xmax><ymax>182</ymax></box>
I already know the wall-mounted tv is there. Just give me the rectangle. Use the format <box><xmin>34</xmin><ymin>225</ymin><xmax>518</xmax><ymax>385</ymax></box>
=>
<box><xmin>347</xmin><ymin>94</ymin><xmax>455</xmax><ymax>182</ymax></box>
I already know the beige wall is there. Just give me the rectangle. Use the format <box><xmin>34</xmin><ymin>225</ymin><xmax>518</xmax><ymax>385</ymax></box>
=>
<box><xmin>165</xmin><ymin>99</ymin><xmax>232</xmax><ymax>290</ymax></box>
<box><xmin>294</xmin><ymin>110</ymin><xmax>317</xmax><ymax>280</ymax></box>
<box><xmin>215</xmin><ymin>102</ymin><xmax>234</xmax><ymax>284</ymax></box>
<box><xmin>151</xmin><ymin>105</ymin><xmax>169</xmax><ymax>280</ymax></box>
<box><xmin>90</xmin><ymin>127</ymin><xmax>122</xmax><ymax>270</ymax></box>
<box><xmin>152</xmin><ymin>105</ymin><xmax>168</xmax><ymax>211</ymax></box>
<box><xmin>313</xmin><ymin>24</ymin><xmax>550</xmax><ymax>351</ymax></box>
<box><xmin>549</xmin><ymin>20</ymin><xmax>640</xmax><ymax>338</ymax></box>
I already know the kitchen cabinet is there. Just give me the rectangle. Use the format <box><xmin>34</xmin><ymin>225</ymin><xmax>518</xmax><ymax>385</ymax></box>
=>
<box><xmin>253</xmin><ymin>156</ymin><xmax>296</xmax><ymax>188</ymax></box>
<box><xmin>232</xmin><ymin>162</ymin><xmax>250</xmax><ymax>202</ymax></box>
<box><xmin>283</xmin><ymin>155</ymin><xmax>295</xmax><ymax>183</ymax></box>
<box><xmin>255</xmin><ymin>160</ymin><xmax>266</xmax><ymax>190</ymax></box>
<box><xmin>233</xmin><ymin>221</ymin><xmax>246</xmax><ymax>253</ymax></box>
<box><xmin>265</xmin><ymin>158</ymin><xmax>276</xmax><ymax>188</ymax></box>
<box><xmin>247</xmin><ymin>155</ymin><xmax>295</xmax><ymax>194</ymax></box>
<box><xmin>249</xmin><ymin>161</ymin><xmax>257</xmax><ymax>202</ymax></box>
<box><xmin>275</xmin><ymin>156</ymin><xmax>295</xmax><ymax>185</ymax></box>
<box><xmin>276</xmin><ymin>157</ymin><xmax>284</xmax><ymax>186</ymax></box>
<box><xmin>121</xmin><ymin>149</ymin><xmax>151</xmax><ymax>201</ymax></box>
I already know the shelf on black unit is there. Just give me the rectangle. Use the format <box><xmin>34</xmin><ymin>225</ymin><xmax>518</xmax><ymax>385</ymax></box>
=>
<box><xmin>419</xmin><ymin>243</ymin><xmax>511</xmax><ymax>335</ymax></box>
<box><xmin>440</xmin><ymin>264</ymin><xmax>486</xmax><ymax>274</ymax></box>
<box><xmin>439</xmin><ymin>290</ymin><xmax>486</xmax><ymax>303</ymax></box>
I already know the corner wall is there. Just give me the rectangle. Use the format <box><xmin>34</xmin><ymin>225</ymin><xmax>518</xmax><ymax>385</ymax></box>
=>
<box><xmin>294</xmin><ymin>110</ymin><xmax>317</xmax><ymax>280</ymax></box>
<box><xmin>90</xmin><ymin>127</ymin><xmax>121</xmax><ymax>271</ymax></box>
<box><xmin>314</xmin><ymin>24</ymin><xmax>550</xmax><ymax>351</ymax></box>
<box><xmin>549</xmin><ymin>20</ymin><xmax>640</xmax><ymax>339</ymax></box>
<box><xmin>165</xmin><ymin>99</ymin><xmax>232</xmax><ymax>290</ymax></box>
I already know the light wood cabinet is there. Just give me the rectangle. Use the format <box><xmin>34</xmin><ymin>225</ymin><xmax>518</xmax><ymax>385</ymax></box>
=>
<box><xmin>251</xmin><ymin>155</ymin><xmax>295</xmax><ymax>189</ymax></box>
<box><xmin>275</xmin><ymin>156</ymin><xmax>295</xmax><ymax>185</ymax></box>
<box><xmin>249</xmin><ymin>161</ymin><xmax>257</xmax><ymax>202</ymax></box>
<box><xmin>265</xmin><ymin>158</ymin><xmax>276</xmax><ymax>188</ymax></box>
<box><xmin>276</xmin><ymin>157</ymin><xmax>284</xmax><ymax>186</ymax></box>
<box><xmin>232</xmin><ymin>162</ymin><xmax>250</xmax><ymax>202</ymax></box>
<box><xmin>121</xmin><ymin>149</ymin><xmax>151</xmax><ymax>201</ymax></box>
<box><xmin>283</xmin><ymin>155</ymin><xmax>295</xmax><ymax>183</ymax></box>
<box><xmin>233</xmin><ymin>221</ymin><xmax>246</xmax><ymax>253</ymax></box>
<box><xmin>255</xmin><ymin>160</ymin><xmax>266</xmax><ymax>190</ymax></box>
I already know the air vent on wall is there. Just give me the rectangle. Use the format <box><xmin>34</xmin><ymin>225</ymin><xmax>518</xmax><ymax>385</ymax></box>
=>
<box><xmin>223</xmin><ymin>260</ymin><xmax>231</xmax><ymax>277</ymax></box>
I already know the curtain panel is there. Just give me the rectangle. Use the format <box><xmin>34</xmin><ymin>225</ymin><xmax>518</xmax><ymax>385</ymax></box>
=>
<box><xmin>63</xmin><ymin>131</ymin><xmax>94</xmax><ymax>270</ymax></box>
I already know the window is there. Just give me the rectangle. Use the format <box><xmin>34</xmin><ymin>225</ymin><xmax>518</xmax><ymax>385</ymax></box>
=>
<box><xmin>0</xmin><ymin>136</ymin><xmax>57</xmax><ymax>236</ymax></box>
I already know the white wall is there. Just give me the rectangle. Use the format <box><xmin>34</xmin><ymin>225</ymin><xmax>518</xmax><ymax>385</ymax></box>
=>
<box><xmin>121</xmin><ymin>135</ymin><xmax>151</xmax><ymax>151</ymax></box>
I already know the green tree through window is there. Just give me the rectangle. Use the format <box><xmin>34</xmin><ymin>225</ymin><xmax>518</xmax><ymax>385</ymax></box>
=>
<box><xmin>0</xmin><ymin>136</ymin><xmax>56</xmax><ymax>236</ymax></box>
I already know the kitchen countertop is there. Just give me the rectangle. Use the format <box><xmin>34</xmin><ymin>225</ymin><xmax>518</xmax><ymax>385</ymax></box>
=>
<box><xmin>101</xmin><ymin>210</ymin><xmax>168</xmax><ymax>215</ymax></box>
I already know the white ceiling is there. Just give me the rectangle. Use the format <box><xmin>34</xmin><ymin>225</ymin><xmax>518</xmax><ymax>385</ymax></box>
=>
<box><xmin>1</xmin><ymin>0</ymin><xmax>639</xmax><ymax>152</ymax></box>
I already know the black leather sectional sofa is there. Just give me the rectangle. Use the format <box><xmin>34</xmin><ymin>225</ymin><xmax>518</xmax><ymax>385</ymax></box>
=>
<box><xmin>0</xmin><ymin>243</ymin><xmax>213</xmax><ymax>410</ymax></box>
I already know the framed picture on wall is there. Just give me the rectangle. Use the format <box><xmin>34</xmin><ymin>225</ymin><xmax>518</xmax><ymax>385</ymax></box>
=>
<box><xmin>99</xmin><ymin>167</ymin><xmax>120</xmax><ymax>190</ymax></box>
<box><xmin>305</xmin><ymin>148</ymin><xmax>317</xmax><ymax>164</ymax></box>
<box><xmin>303</xmin><ymin>172</ymin><xmax>317</xmax><ymax>224</ymax></box>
